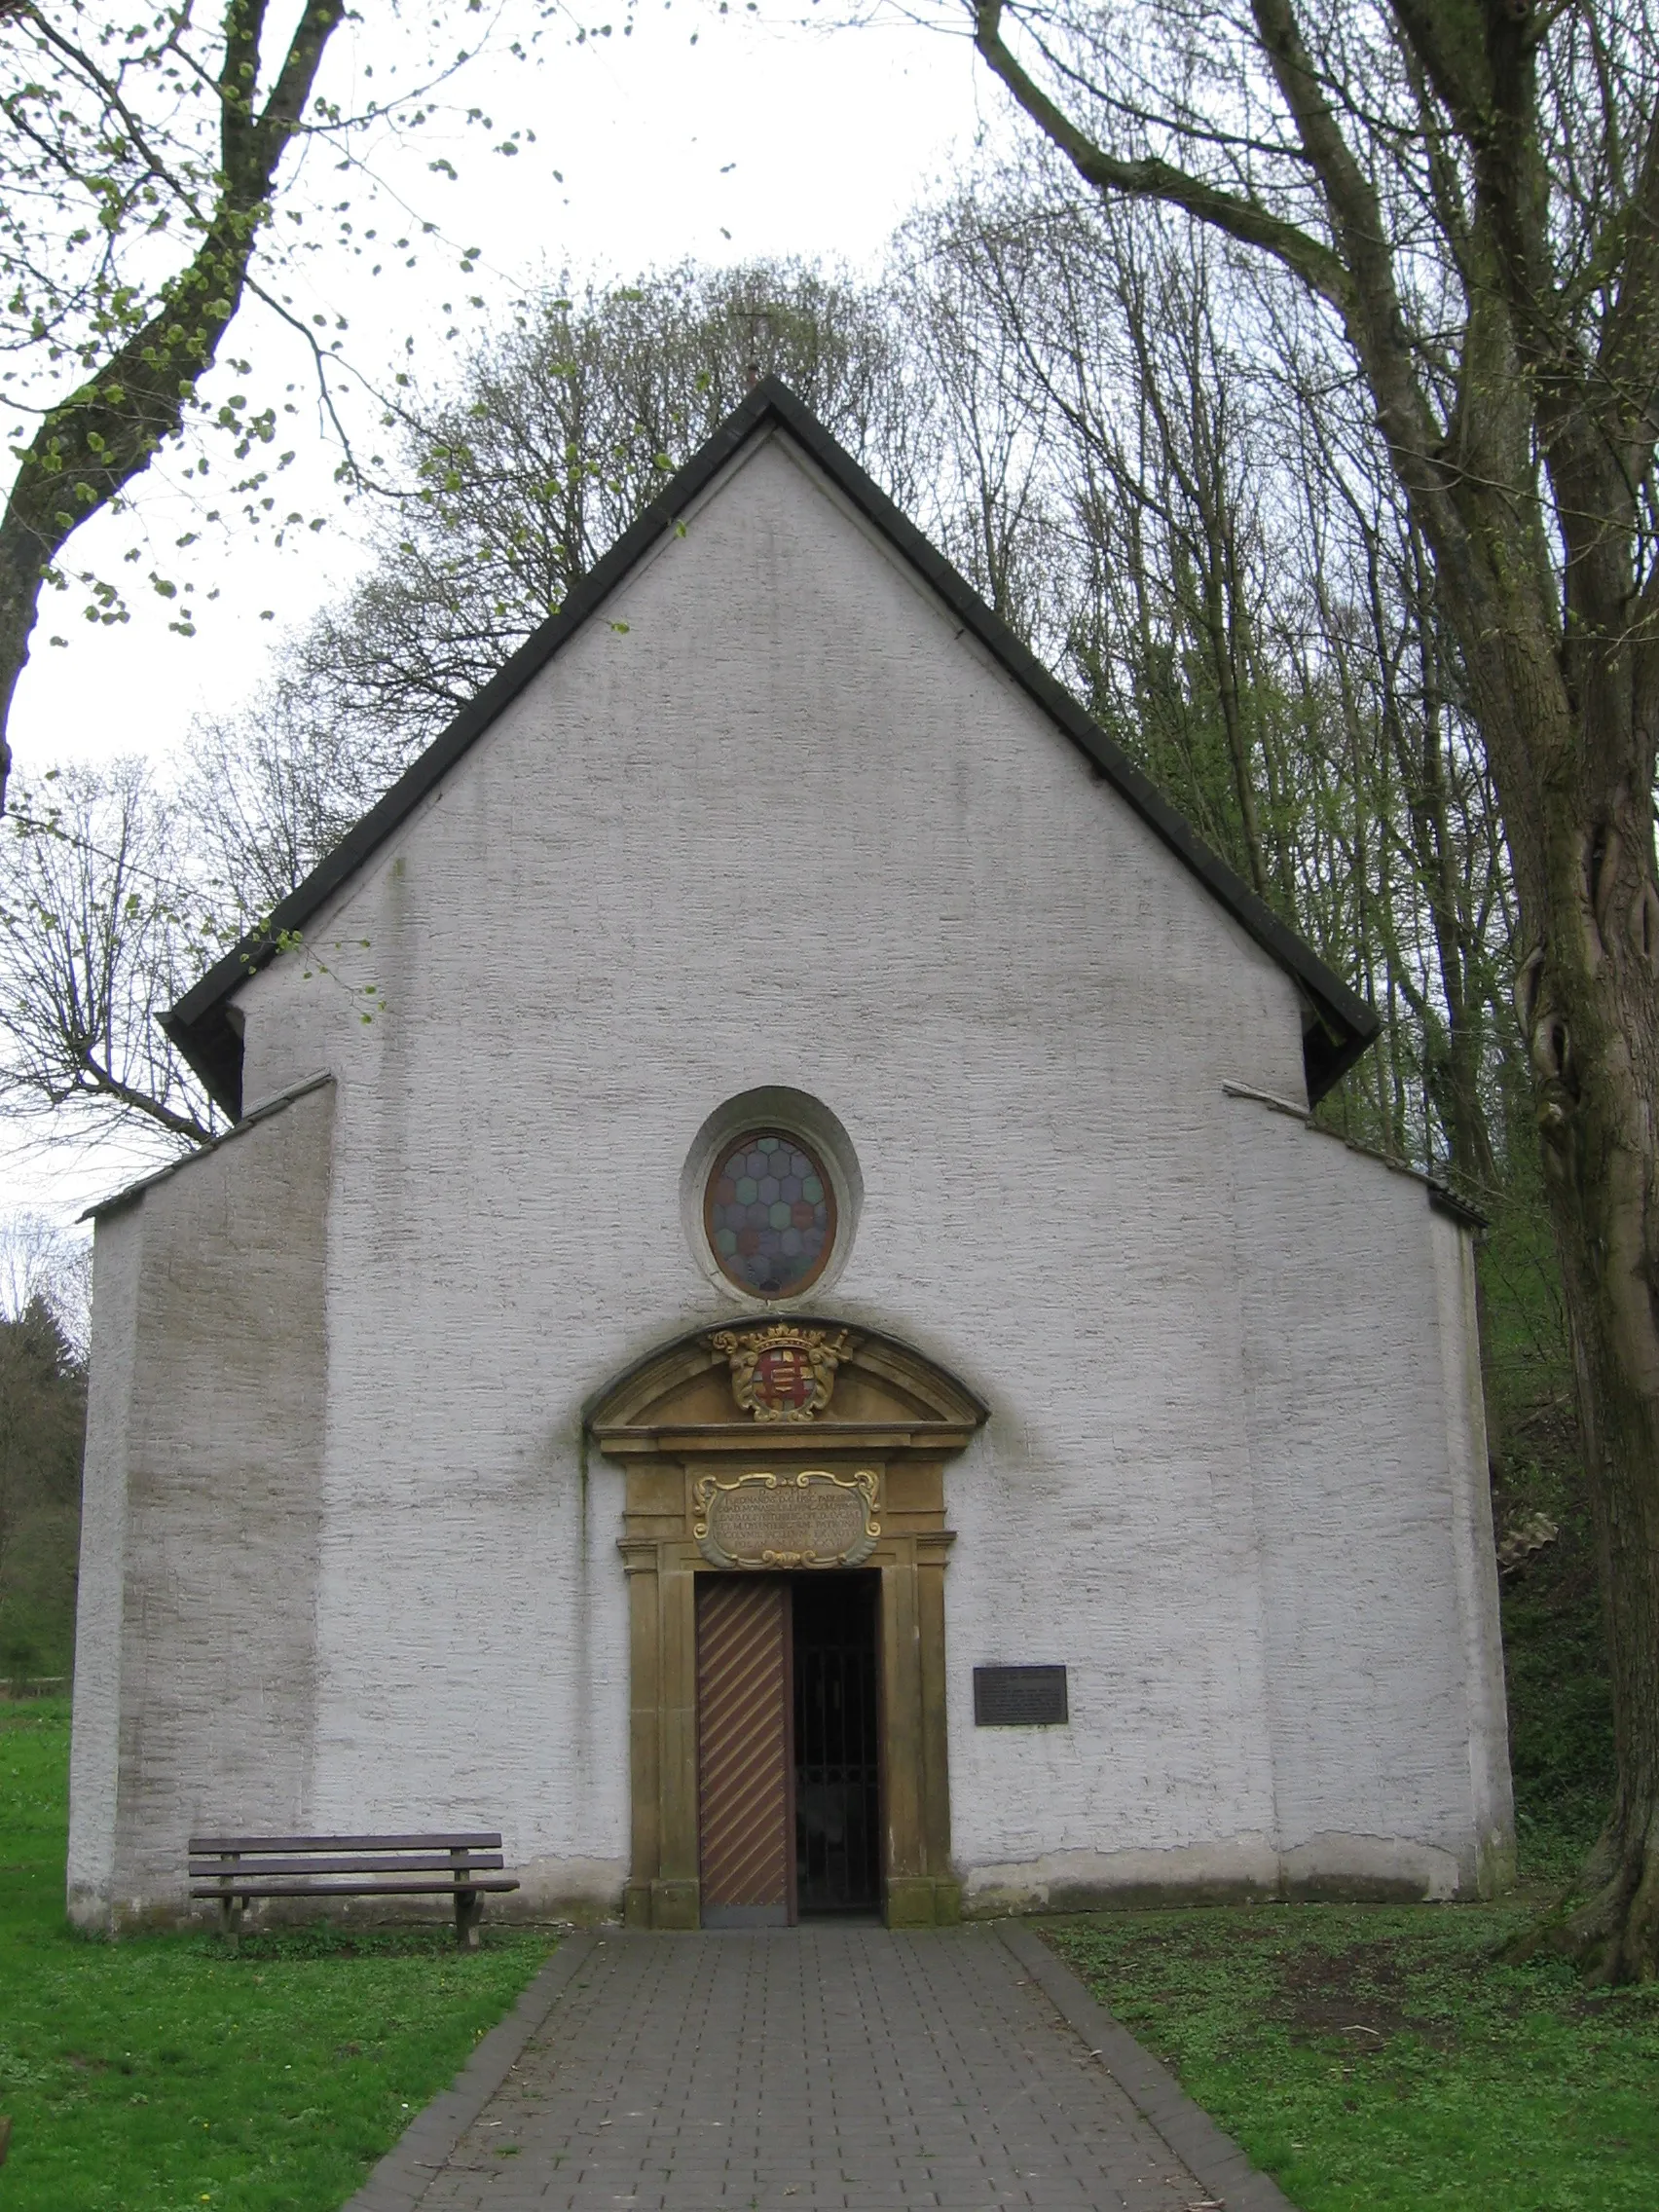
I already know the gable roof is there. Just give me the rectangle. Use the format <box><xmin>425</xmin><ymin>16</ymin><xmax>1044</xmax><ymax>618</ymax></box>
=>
<box><xmin>164</xmin><ymin>378</ymin><xmax>1379</xmax><ymax>1119</ymax></box>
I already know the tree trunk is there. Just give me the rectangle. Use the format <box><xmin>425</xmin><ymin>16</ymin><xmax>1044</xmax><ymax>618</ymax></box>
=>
<box><xmin>1525</xmin><ymin>791</ymin><xmax>1659</xmax><ymax>1979</ymax></box>
<box><xmin>0</xmin><ymin>523</ymin><xmax>40</xmax><ymax>804</ymax></box>
<box><xmin>967</xmin><ymin>0</ymin><xmax>1659</xmax><ymax>1978</ymax></box>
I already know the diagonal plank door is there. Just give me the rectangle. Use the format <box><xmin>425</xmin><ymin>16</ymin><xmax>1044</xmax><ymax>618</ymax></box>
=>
<box><xmin>697</xmin><ymin>1576</ymin><xmax>793</xmax><ymax>1926</ymax></box>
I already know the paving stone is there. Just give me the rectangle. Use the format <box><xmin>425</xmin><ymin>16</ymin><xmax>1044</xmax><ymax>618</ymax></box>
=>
<box><xmin>348</xmin><ymin>1926</ymin><xmax>1285</xmax><ymax>2212</ymax></box>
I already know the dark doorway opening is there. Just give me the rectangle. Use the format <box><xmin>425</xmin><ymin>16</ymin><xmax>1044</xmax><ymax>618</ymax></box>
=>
<box><xmin>793</xmin><ymin>1572</ymin><xmax>881</xmax><ymax>1915</ymax></box>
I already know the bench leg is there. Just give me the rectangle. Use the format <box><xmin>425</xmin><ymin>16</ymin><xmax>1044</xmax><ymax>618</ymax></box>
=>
<box><xmin>455</xmin><ymin>1888</ymin><xmax>484</xmax><ymax>1951</ymax></box>
<box><xmin>219</xmin><ymin>1893</ymin><xmax>244</xmax><ymax>1953</ymax></box>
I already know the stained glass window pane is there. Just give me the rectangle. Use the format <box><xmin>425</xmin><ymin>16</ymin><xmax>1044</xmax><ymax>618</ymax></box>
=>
<box><xmin>706</xmin><ymin>1128</ymin><xmax>836</xmax><ymax>1298</ymax></box>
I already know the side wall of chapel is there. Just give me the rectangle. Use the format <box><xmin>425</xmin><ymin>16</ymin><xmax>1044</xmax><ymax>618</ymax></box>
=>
<box><xmin>69</xmin><ymin>1085</ymin><xmax>332</xmax><ymax>1927</ymax></box>
<box><xmin>1229</xmin><ymin>1099</ymin><xmax>1512</xmax><ymax>1900</ymax></box>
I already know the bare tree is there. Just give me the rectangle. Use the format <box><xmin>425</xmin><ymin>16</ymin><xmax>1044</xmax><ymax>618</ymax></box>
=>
<box><xmin>970</xmin><ymin>0</ymin><xmax>1659</xmax><ymax>1980</ymax></box>
<box><xmin>0</xmin><ymin>1210</ymin><xmax>91</xmax><ymax>1356</ymax></box>
<box><xmin>3</xmin><ymin>267</ymin><xmax>939</xmax><ymax>1153</ymax></box>
<box><xmin>183</xmin><ymin>677</ymin><xmax>417</xmax><ymax>926</ymax></box>
<box><xmin>895</xmin><ymin>217</ymin><xmax>1056</xmax><ymax>630</ymax></box>
<box><xmin>0</xmin><ymin>762</ymin><xmax>221</xmax><ymax>1149</ymax></box>
<box><xmin>909</xmin><ymin>181</ymin><xmax>1515</xmax><ymax>1175</ymax></box>
<box><xmin>240</xmin><ymin>263</ymin><xmax>935</xmax><ymax>770</ymax></box>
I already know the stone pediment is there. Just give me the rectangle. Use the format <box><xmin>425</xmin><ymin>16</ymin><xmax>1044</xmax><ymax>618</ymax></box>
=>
<box><xmin>586</xmin><ymin>1319</ymin><xmax>986</xmax><ymax>1457</ymax></box>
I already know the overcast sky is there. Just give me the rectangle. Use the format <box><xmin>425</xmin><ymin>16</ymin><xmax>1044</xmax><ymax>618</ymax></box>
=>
<box><xmin>4</xmin><ymin>2</ymin><xmax>998</xmax><ymax>1228</ymax></box>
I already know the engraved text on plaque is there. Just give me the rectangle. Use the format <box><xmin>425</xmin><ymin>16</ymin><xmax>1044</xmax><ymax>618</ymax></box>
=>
<box><xmin>693</xmin><ymin>1469</ymin><xmax>880</xmax><ymax>1570</ymax></box>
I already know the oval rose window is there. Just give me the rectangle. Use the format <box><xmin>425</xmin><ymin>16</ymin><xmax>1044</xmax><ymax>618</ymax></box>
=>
<box><xmin>705</xmin><ymin>1129</ymin><xmax>836</xmax><ymax>1299</ymax></box>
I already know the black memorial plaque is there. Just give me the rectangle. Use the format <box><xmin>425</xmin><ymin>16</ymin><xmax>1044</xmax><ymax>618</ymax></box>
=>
<box><xmin>973</xmin><ymin>1664</ymin><xmax>1069</xmax><ymax>1726</ymax></box>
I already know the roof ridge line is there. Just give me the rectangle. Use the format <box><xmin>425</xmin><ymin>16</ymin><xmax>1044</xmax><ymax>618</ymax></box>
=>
<box><xmin>162</xmin><ymin>378</ymin><xmax>1377</xmax><ymax>1118</ymax></box>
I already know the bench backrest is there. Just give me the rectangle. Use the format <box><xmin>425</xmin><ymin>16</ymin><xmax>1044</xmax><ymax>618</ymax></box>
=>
<box><xmin>187</xmin><ymin>1834</ymin><xmax>508</xmax><ymax>1885</ymax></box>
<box><xmin>190</xmin><ymin>1832</ymin><xmax>501</xmax><ymax>1853</ymax></box>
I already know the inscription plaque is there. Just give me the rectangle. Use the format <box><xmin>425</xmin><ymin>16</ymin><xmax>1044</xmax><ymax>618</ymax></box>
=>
<box><xmin>973</xmin><ymin>1665</ymin><xmax>1069</xmax><ymax>1726</ymax></box>
<box><xmin>693</xmin><ymin>1469</ymin><xmax>880</xmax><ymax>1570</ymax></box>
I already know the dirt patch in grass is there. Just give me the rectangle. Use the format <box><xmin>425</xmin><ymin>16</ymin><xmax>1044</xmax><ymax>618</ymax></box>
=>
<box><xmin>1046</xmin><ymin>1905</ymin><xmax>1659</xmax><ymax>2210</ymax></box>
<box><xmin>1272</xmin><ymin>1944</ymin><xmax>1420</xmax><ymax>2046</ymax></box>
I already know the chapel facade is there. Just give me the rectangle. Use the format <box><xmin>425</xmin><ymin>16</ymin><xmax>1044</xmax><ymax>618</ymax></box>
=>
<box><xmin>67</xmin><ymin>383</ymin><xmax>1514</xmax><ymax>1931</ymax></box>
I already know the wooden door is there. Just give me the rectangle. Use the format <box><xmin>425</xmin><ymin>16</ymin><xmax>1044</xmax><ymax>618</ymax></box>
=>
<box><xmin>696</xmin><ymin>1576</ymin><xmax>793</xmax><ymax>1926</ymax></box>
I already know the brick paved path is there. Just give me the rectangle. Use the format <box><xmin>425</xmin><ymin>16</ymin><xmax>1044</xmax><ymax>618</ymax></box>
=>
<box><xmin>361</xmin><ymin>1927</ymin><xmax>1260</xmax><ymax>2212</ymax></box>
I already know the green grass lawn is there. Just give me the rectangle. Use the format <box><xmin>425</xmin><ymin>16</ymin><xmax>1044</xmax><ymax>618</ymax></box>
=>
<box><xmin>1047</xmin><ymin>1903</ymin><xmax>1659</xmax><ymax>2212</ymax></box>
<box><xmin>4</xmin><ymin>1511</ymin><xmax>1651</xmax><ymax>2212</ymax></box>
<box><xmin>0</xmin><ymin>1699</ymin><xmax>553</xmax><ymax>2210</ymax></box>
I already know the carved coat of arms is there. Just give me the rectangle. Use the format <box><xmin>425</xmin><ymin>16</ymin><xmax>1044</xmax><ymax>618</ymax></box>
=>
<box><xmin>710</xmin><ymin>1323</ymin><xmax>853</xmax><ymax>1421</ymax></box>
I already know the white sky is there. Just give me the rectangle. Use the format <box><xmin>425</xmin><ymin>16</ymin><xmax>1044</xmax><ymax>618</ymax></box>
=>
<box><xmin>4</xmin><ymin>1</ymin><xmax>996</xmax><ymax>1230</ymax></box>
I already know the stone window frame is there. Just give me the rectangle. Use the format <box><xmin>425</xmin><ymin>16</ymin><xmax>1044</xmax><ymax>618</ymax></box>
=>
<box><xmin>681</xmin><ymin>1088</ymin><xmax>863</xmax><ymax>1309</ymax></box>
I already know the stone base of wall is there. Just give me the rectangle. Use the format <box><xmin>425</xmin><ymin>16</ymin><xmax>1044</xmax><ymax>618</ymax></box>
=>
<box><xmin>959</xmin><ymin>1831</ymin><xmax>1485</xmax><ymax>1915</ymax></box>
<box><xmin>71</xmin><ymin>1831</ymin><xmax>1518</xmax><ymax>1934</ymax></box>
<box><xmin>508</xmin><ymin>1856</ymin><xmax>628</xmax><ymax>1924</ymax></box>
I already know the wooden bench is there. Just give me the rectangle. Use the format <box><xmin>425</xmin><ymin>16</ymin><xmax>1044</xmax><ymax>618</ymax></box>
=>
<box><xmin>188</xmin><ymin>1831</ymin><xmax>519</xmax><ymax>1949</ymax></box>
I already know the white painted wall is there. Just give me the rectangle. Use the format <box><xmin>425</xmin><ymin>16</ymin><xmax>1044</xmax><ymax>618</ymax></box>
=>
<box><xmin>68</xmin><ymin>1087</ymin><xmax>333</xmax><ymax>1927</ymax></box>
<box><xmin>1225</xmin><ymin>1096</ymin><xmax>1512</xmax><ymax>1900</ymax></box>
<box><xmin>75</xmin><ymin>424</ymin><xmax>1511</xmax><ymax>1919</ymax></box>
<box><xmin>67</xmin><ymin>1203</ymin><xmax>140</xmax><ymax>1922</ymax></box>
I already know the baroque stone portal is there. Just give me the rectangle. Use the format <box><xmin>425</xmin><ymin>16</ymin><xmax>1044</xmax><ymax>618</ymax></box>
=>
<box><xmin>693</xmin><ymin>1468</ymin><xmax>880</xmax><ymax>1569</ymax></box>
<box><xmin>587</xmin><ymin>1317</ymin><xmax>988</xmax><ymax>1932</ymax></box>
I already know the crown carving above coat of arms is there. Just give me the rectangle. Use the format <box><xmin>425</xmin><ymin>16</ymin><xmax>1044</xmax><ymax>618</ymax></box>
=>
<box><xmin>710</xmin><ymin>1323</ymin><xmax>854</xmax><ymax>1422</ymax></box>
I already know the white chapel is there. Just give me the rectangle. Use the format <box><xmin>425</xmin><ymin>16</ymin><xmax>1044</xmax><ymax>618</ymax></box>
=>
<box><xmin>67</xmin><ymin>382</ymin><xmax>1513</xmax><ymax>1931</ymax></box>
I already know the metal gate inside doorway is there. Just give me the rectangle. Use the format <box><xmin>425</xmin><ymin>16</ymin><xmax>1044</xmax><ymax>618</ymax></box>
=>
<box><xmin>793</xmin><ymin>1573</ymin><xmax>881</xmax><ymax>1914</ymax></box>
